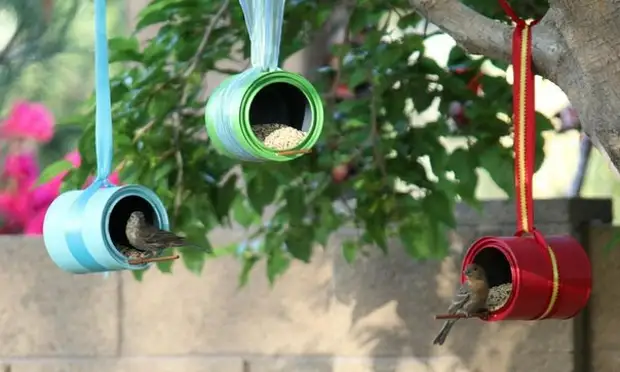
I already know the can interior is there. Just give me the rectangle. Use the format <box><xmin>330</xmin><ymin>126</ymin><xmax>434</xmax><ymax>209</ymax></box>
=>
<box><xmin>249</xmin><ymin>82</ymin><xmax>311</xmax><ymax>132</ymax></box>
<box><xmin>472</xmin><ymin>247</ymin><xmax>512</xmax><ymax>287</ymax></box>
<box><xmin>108</xmin><ymin>195</ymin><xmax>157</xmax><ymax>250</ymax></box>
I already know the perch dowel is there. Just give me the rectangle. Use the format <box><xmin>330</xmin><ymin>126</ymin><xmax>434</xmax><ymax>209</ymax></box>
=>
<box><xmin>128</xmin><ymin>254</ymin><xmax>180</xmax><ymax>265</ymax></box>
<box><xmin>434</xmin><ymin>313</ymin><xmax>489</xmax><ymax>320</ymax></box>
<box><xmin>277</xmin><ymin>149</ymin><xmax>311</xmax><ymax>156</ymax></box>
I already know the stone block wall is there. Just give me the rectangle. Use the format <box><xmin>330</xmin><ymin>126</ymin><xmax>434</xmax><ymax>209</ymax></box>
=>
<box><xmin>0</xmin><ymin>199</ymin><xmax>615</xmax><ymax>372</ymax></box>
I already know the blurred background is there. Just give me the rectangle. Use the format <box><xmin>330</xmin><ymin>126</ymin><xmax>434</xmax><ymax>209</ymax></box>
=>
<box><xmin>1</xmin><ymin>0</ymin><xmax>617</xmax><ymax>222</ymax></box>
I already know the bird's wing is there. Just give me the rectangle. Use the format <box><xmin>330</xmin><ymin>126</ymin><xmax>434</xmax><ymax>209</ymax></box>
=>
<box><xmin>143</xmin><ymin>225</ymin><xmax>187</xmax><ymax>245</ymax></box>
<box><xmin>447</xmin><ymin>283</ymin><xmax>471</xmax><ymax>314</ymax></box>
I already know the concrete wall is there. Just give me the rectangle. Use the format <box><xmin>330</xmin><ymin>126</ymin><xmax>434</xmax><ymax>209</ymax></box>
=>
<box><xmin>0</xmin><ymin>199</ymin><xmax>614</xmax><ymax>372</ymax></box>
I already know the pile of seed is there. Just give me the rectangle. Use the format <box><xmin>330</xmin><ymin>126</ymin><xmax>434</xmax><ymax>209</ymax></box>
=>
<box><xmin>487</xmin><ymin>283</ymin><xmax>512</xmax><ymax>311</ymax></box>
<box><xmin>251</xmin><ymin>123</ymin><xmax>307</xmax><ymax>151</ymax></box>
<box><xmin>117</xmin><ymin>245</ymin><xmax>154</xmax><ymax>260</ymax></box>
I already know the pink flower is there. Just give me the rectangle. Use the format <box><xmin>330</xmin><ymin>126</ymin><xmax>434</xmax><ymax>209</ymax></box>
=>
<box><xmin>0</xmin><ymin>101</ymin><xmax>55</xmax><ymax>143</ymax></box>
<box><xmin>31</xmin><ymin>179</ymin><xmax>61</xmax><ymax>212</ymax></box>
<box><xmin>0</xmin><ymin>190</ymin><xmax>32</xmax><ymax>229</ymax></box>
<box><xmin>65</xmin><ymin>150</ymin><xmax>81</xmax><ymax>167</ymax></box>
<box><xmin>24</xmin><ymin>208</ymin><xmax>47</xmax><ymax>235</ymax></box>
<box><xmin>3</xmin><ymin>152</ymin><xmax>39</xmax><ymax>189</ymax></box>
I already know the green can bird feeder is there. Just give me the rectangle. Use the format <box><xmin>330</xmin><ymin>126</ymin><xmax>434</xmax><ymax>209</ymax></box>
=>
<box><xmin>204</xmin><ymin>0</ymin><xmax>324</xmax><ymax>162</ymax></box>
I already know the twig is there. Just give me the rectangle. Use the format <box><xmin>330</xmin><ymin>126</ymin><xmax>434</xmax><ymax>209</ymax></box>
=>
<box><xmin>172</xmin><ymin>0</ymin><xmax>231</xmax><ymax>219</ymax></box>
<box><xmin>183</xmin><ymin>0</ymin><xmax>230</xmax><ymax>80</ymax></box>
<box><xmin>366</xmin><ymin>19</ymin><xmax>391</xmax><ymax>184</ymax></box>
<box><xmin>435</xmin><ymin>313</ymin><xmax>489</xmax><ymax>320</ymax></box>
<box><xmin>369</xmin><ymin>81</ymin><xmax>388</xmax><ymax>182</ymax></box>
<box><xmin>133</xmin><ymin>120</ymin><xmax>155</xmax><ymax>143</ymax></box>
<box><xmin>568</xmin><ymin>133</ymin><xmax>592</xmax><ymax>197</ymax></box>
<box><xmin>128</xmin><ymin>254</ymin><xmax>180</xmax><ymax>265</ymax></box>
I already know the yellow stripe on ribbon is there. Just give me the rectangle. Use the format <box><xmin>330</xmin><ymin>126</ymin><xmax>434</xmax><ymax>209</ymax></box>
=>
<box><xmin>517</xmin><ymin>23</ymin><xmax>529</xmax><ymax>233</ymax></box>
<box><xmin>537</xmin><ymin>244</ymin><xmax>560</xmax><ymax>319</ymax></box>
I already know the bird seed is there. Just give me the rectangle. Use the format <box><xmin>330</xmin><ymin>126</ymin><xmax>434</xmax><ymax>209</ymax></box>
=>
<box><xmin>251</xmin><ymin>123</ymin><xmax>307</xmax><ymax>151</ymax></box>
<box><xmin>118</xmin><ymin>245</ymin><xmax>154</xmax><ymax>260</ymax></box>
<box><xmin>487</xmin><ymin>283</ymin><xmax>512</xmax><ymax>311</ymax></box>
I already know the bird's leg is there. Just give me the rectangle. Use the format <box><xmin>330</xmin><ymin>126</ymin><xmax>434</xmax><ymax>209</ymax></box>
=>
<box><xmin>474</xmin><ymin>308</ymin><xmax>491</xmax><ymax>320</ymax></box>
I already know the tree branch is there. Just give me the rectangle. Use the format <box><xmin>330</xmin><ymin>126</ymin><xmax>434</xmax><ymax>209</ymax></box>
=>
<box><xmin>408</xmin><ymin>0</ymin><xmax>565</xmax><ymax>79</ymax></box>
<box><xmin>410</xmin><ymin>0</ymin><xmax>512</xmax><ymax>60</ymax></box>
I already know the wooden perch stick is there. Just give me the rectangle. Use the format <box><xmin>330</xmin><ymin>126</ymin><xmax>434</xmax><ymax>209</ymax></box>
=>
<box><xmin>277</xmin><ymin>149</ymin><xmax>312</xmax><ymax>156</ymax></box>
<box><xmin>128</xmin><ymin>254</ymin><xmax>180</xmax><ymax>265</ymax></box>
<box><xmin>435</xmin><ymin>312</ymin><xmax>489</xmax><ymax>320</ymax></box>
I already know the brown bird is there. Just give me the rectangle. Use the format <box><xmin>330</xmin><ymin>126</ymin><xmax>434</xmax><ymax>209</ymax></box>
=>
<box><xmin>433</xmin><ymin>263</ymin><xmax>489</xmax><ymax>346</ymax></box>
<box><xmin>125</xmin><ymin>211</ymin><xmax>212</xmax><ymax>254</ymax></box>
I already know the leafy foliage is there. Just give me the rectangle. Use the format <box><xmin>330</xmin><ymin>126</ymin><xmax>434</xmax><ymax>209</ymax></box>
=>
<box><xmin>54</xmin><ymin>0</ymin><xmax>553</xmax><ymax>282</ymax></box>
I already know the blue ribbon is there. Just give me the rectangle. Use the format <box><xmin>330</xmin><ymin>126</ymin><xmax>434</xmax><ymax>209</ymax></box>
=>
<box><xmin>65</xmin><ymin>0</ymin><xmax>114</xmax><ymax>272</ymax></box>
<box><xmin>94</xmin><ymin>0</ymin><xmax>113</xmax><ymax>181</ymax></box>
<box><xmin>239</xmin><ymin>0</ymin><xmax>286</xmax><ymax>71</ymax></box>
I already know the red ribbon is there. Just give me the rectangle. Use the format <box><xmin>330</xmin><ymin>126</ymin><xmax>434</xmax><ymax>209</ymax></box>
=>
<box><xmin>498</xmin><ymin>0</ymin><xmax>539</xmax><ymax>234</ymax></box>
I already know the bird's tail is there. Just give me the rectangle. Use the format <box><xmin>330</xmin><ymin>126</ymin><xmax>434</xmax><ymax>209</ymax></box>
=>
<box><xmin>433</xmin><ymin>320</ymin><xmax>457</xmax><ymax>346</ymax></box>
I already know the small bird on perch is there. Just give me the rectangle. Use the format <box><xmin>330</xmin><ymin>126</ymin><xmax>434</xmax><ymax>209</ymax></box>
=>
<box><xmin>125</xmin><ymin>211</ymin><xmax>212</xmax><ymax>254</ymax></box>
<box><xmin>432</xmin><ymin>263</ymin><xmax>489</xmax><ymax>346</ymax></box>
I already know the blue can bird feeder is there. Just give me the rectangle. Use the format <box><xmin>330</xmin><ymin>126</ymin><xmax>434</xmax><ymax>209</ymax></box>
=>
<box><xmin>43</xmin><ymin>0</ymin><xmax>171</xmax><ymax>274</ymax></box>
<box><xmin>205</xmin><ymin>0</ymin><xmax>324</xmax><ymax>162</ymax></box>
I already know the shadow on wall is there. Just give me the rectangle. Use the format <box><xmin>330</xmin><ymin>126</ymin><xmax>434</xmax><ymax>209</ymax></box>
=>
<box><xmin>330</xmin><ymin>228</ymin><xmax>571</xmax><ymax>372</ymax></box>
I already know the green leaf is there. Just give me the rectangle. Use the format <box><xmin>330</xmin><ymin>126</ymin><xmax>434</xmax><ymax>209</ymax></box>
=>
<box><xmin>284</xmin><ymin>224</ymin><xmax>314</xmax><ymax>262</ymax></box>
<box><xmin>132</xmin><ymin>269</ymin><xmax>146</xmax><ymax>281</ymax></box>
<box><xmin>246</xmin><ymin>171</ymin><xmax>278</xmax><ymax>214</ymax></box>
<box><xmin>215</xmin><ymin>175</ymin><xmax>238</xmax><ymax>222</ymax></box>
<box><xmin>239</xmin><ymin>256</ymin><xmax>259</xmax><ymax>287</ymax></box>
<box><xmin>264</xmin><ymin>229</ymin><xmax>290</xmax><ymax>284</ymax></box>
<box><xmin>422</xmin><ymin>190</ymin><xmax>456</xmax><ymax>228</ymax></box>
<box><xmin>156</xmin><ymin>260</ymin><xmax>174</xmax><ymax>273</ymax></box>
<box><xmin>231</xmin><ymin>196</ymin><xmax>260</xmax><ymax>228</ymax></box>
<box><xmin>284</xmin><ymin>187</ymin><xmax>306</xmax><ymax>223</ymax></box>
<box><xmin>33</xmin><ymin>159</ymin><xmax>73</xmax><ymax>188</ymax></box>
<box><xmin>342</xmin><ymin>240</ymin><xmax>357</xmax><ymax>264</ymax></box>
<box><xmin>108</xmin><ymin>37</ymin><xmax>141</xmax><ymax>62</ymax></box>
<box><xmin>180</xmin><ymin>249</ymin><xmax>205</xmax><ymax>275</ymax></box>
<box><xmin>266</xmin><ymin>248</ymin><xmax>290</xmax><ymax>285</ymax></box>
<box><xmin>447</xmin><ymin>148</ymin><xmax>479</xmax><ymax>204</ymax></box>
<box><xmin>348</xmin><ymin>69</ymin><xmax>368</xmax><ymax>89</ymax></box>
<box><xmin>153</xmin><ymin>160</ymin><xmax>175</xmax><ymax>183</ymax></box>
<box><xmin>155</xmin><ymin>249</ymin><xmax>175</xmax><ymax>273</ymax></box>
<box><xmin>479</xmin><ymin>146</ymin><xmax>515</xmax><ymax>197</ymax></box>
<box><xmin>136</xmin><ymin>0</ymin><xmax>183</xmax><ymax>30</ymax></box>
<box><xmin>364</xmin><ymin>223</ymin><xmax>388</xmax><ymax>253</ymax></box>
<box><xmin>120</xmin><ymin>163</ymin><xmax>141</xmax><ymax>184</ymax></box>
<box><xmin>398</xmin><ymin>217</ymin><xmax>433</xmax><ymax>259</ymax></box>
<box><xmin>396</xmin><ymin>11</ymin><xmax>422</xmax><ymax>29</ymax></box>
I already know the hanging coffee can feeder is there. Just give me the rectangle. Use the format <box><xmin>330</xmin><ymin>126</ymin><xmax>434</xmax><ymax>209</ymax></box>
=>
<box><xmin>205</xmin><ymin>0</ymin><xmax>324</xmax><ymax>161</ymax></box>
<box><xmin>438</xmin><ymin>0</ymin><xmax>591</xmax><ymax>321</ymax></box>
<box><xmin>43</xmin><ymin>0</ymin><xmax>173</xmax><ymax>274</ymax></box>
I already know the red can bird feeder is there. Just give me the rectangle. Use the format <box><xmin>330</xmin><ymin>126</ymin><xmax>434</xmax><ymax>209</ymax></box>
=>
<box><xmin>439</xmin><ymin>0</ymin><xmax>592</xmax><ymax>322</ymax></box>
<box><xmin>462</xmin><ymin>234</ymin><xmax>591</xmax><ymax>321</ymax></box>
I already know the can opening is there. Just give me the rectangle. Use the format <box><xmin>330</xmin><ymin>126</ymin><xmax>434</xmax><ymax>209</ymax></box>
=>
<box><xmin>473</xmin><ymin>247</ymin><xmax>513</xmax><ymax>312</ymax></box>
<box><xmin>249</xmin><ymin>82</ymin><xmax>311</xmax><ymax>151</ymax></box>
<box><xmin>108</xmin><ymin>195</ymin><xmax>157</xmax><ymax>249</ymax></box>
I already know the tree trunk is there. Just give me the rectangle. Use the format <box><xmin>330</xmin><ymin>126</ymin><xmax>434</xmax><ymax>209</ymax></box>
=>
<box><xmin>410</xmin><ymin>0</ymin><xmax>620</xmax><ymax>174</ymax></box>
